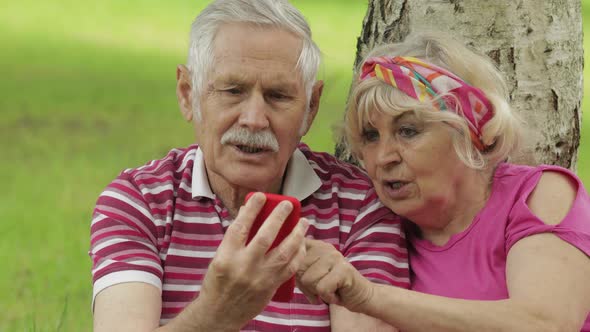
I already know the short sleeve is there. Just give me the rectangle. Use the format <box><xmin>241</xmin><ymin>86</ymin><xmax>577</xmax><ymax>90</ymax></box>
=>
<box><xmin>506</xmin><ymin>166</ymin><xmax>590</xmax><ymax>258</ymax></box>
<box><xmin>342</xmin><ymin>189</ymin><xmax>410</xmax><ymax>289</ymax></box>
<box><xmin>89</xmin><ymin>175</ymin><xmax>164</xmax><ymax>306</ymax></box>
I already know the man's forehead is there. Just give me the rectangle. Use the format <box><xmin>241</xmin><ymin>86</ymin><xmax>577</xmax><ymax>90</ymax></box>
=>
<box><xmin>212</xmin><ymin>42</ymin><xmax>302</xmax><ymax>73</ymax></box>
<box><xmin>206</xmin><ymin>22</ymin><xmax>306</xmax><ymax>88</ymax></box>
<box><xmin>213</xmin><ymin>22</ymin><xmax>303</xmax><ymax>51</ymax></box>
<box><xmin>212</xmin><ymin>70</ymin><xmax>302</xmax><ymax>86</ymax></box>
<box><xmin>210</xmin><ymin>57</ymin><xmax>304</xmax><ymax>89</ymax></box>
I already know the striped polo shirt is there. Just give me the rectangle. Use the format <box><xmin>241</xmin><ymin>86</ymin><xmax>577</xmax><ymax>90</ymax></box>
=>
<box><xmin>90</xmin><ymin>143</ymin><xmax>409</xmax><ymax>331</ymax></box>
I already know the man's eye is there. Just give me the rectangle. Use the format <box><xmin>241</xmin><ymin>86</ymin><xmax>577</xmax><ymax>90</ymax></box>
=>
<box><xmin>361</xmin><ymin>129</ymin><xmax>379</xmax><ymax>142</ymax></box>
<box><xmin>268</xmin><ymin>92</ymin><xmax>289</xmax><ymax>101</ymax></box>
<box><xmin>398</xmin><ymin>126</ymin><xmax>418</xmax><ymax>138</ymax></box>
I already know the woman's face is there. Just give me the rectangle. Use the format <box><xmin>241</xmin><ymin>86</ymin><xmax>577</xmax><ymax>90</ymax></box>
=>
<box><xmin>359</xmin><ymin>110</ymin><xmax>468</xmax><ymax>222</ymax></box>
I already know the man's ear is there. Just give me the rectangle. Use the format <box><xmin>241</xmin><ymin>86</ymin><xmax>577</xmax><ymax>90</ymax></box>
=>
<box><xmin>301</xmin><ymin>80</ymin><xmax>324</xmax><ymax>135</ymax></box>
<box><xmin>176</xmin><ymin>65</ymin><xmax>193</xmax><ymax>122</ymax></box>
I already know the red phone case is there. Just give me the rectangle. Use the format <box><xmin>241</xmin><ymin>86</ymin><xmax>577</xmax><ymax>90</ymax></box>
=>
<box><xmin>244</xmin><ymin>192</ymin><xmax>301</xmax><ymax>302</ymax></box>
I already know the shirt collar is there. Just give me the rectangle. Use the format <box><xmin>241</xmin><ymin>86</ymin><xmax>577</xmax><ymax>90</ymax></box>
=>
<box><xmin>191</xmin><ymin>147</ymin><xmax>322</xmax><ymax>201</ymax></box>
<box><xmin>191</xmin><ymin>148</ymin><xmax>215</xmax><ymax>199</ymax></box>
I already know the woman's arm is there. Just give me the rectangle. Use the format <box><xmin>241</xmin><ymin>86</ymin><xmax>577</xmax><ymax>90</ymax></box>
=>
<box><xmin>363</xmin><ymin>230</ymin><xmax>590</xmax><ymax>332</ymax></box>
<box><xmin>330</xmin><ymin>304</ymin><xmax>397</xmax><ymax>332</ymax></box>
<box><xmin>301</xmin><ymin>172</ymin><xmax>590</xmax><ymax>332</ymax></box>
<box><xmin>296</xmin><ymin>239</ymin><xmax>397</xmax><ymax>332</ymax></box>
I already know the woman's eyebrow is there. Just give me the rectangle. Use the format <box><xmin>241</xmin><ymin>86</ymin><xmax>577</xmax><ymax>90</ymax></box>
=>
<box><xmin>393</xmin><ymin>112</ymin><xmax>416</xmax><ymax>123</ymax></box>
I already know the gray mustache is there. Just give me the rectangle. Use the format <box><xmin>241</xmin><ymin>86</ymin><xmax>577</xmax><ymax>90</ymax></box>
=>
<box><xmin>220</xmin><ymin>127</ymin><xmax>279</xmax><ymax>152</ymax></box>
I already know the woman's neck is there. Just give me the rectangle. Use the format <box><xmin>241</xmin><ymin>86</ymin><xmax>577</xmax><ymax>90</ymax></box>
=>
<box><xmin>413</xmin><ymin>168</ymin><xmax>494</xmax><ymax>246</ymax></box>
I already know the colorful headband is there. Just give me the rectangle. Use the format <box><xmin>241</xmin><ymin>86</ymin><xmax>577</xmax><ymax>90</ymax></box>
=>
<box><xmin>360</xmin><ymin>56</ymin><xmax>494</xmax><ymax>151</ymax></box>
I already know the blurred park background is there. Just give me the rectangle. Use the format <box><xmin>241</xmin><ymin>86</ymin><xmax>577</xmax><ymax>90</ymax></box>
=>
<box><xmin>0</xmin><ymin>0</ymin><xmax>588</xmax><ymax>330</ymax></box>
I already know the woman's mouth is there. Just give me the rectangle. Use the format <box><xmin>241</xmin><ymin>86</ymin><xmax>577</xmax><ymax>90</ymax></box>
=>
<box><xmin>386</xmin><ymin>180</ymin><xmax>408</xmax><ymax>189</ymax></box>
<box><xmin>382</xmin><ymin>180</ymin><xmax>412</xmax><ymax>199</ymax></box>
<box><xmin>387</xmin><ymin>181</ymin><xmax>407</xmax><ymax>190</ymax></box>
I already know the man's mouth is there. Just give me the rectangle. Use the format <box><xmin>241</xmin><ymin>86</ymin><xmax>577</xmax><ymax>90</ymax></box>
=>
<box><xmin>236</xmin><ymin>144</ymin><xmax>269</xmax><ymax>154</ymax></box>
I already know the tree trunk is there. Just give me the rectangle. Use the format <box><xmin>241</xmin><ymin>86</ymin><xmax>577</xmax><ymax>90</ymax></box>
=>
<box><xmin>336</xmin><ymin>0</ymin><xmax>583</xmax><ymax>170</ymax></box>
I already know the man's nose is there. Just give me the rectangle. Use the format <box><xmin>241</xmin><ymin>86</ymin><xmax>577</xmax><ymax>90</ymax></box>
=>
<box><xmin>238</xmin><ymin>92</ymin><xmax>270</xmax><ymax>131</ymax></box>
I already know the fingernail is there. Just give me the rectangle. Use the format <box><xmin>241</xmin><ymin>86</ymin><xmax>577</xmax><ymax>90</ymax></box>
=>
<box><xmin>301</xmin><ymin>218</ymin><xmax>310</xmax><ymax>232</ymax></box>
<box><xmin>253</xmin><ymin>192</ymin><xmax>265</xmax><ymax>203</ymax></box>
<box><xmin>280</xmin><ymin>200</ymin><xmax>293</xmax><ymax>212</ymax></box>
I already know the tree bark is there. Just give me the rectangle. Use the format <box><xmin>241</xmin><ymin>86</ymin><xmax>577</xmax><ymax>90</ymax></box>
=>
<box><xmin>336</xmin><ymin>0</ymin><xmax>583</xmax><ymax>169</ymax></box>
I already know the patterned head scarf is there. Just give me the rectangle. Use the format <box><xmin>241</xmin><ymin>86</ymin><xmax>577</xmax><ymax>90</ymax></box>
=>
<box><xmin>360</xmin><ymin>56</ymin><xmax>494</xmax><ymax>151</ymax></box>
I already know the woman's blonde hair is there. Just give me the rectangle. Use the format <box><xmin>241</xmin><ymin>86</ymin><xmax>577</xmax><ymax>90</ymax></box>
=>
<box><xmin>344</xmin><ymin>33</ymin><xmax>524</xmax><ymax>170</ymax></box>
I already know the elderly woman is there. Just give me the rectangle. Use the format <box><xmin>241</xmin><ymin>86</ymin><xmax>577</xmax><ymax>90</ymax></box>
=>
<box><xmin>296</xmin><ymin>33</ymin><xmax>590</xmax><ymax>331</ymax></box>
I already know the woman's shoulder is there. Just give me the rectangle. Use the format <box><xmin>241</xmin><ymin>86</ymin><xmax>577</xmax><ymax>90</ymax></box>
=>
<box><xmin>526</xmin><ymin>170</ymin><xmax>578</xmax><ymax>226</ymax></box>
<box><xmin>487</xmin><ymin>163</ymin><xmax>586</xmax><ymax>223</ymax></box>
<box><xmin>495</xmin><ymin>161</ymin><xmax>583</xmax><ymax>185</ymax></box>
<box><xmin>494</xmin><ymin>162</ymin><xmax>589</xmax><ymax>232</ymax></box>
<box><xmin>490</xmin><ymin>163</ymin><xmax>539</xmax><ymax>198</ymax></box>
<box><xmin>497</xmin><ymin>164</ymin><xmax>590</xmax><ymax>257</ymax></box>
<box><xmin>493</xmin><ymin>163</ymin><xmax>582</xmax><ymax>192</ymax></box>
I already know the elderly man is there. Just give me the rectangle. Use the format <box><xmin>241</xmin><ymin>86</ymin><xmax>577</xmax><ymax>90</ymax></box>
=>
<box><xmin>89</xmin><ymin>0</ymin><xmax>408</xmax><ymax>331</ymax></box>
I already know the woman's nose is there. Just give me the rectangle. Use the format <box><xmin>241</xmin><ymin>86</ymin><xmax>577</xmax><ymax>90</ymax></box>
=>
<box><xmin>375</xmin><ymin>138</ymin><xmax>401</xmax><ymax>167</ymax></box>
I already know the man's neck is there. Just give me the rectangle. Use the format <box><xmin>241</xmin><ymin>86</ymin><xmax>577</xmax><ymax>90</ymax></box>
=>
<box><xmin>206</xmin><ymin>169</ymin><xmax>284</xmax><ymax>219</ymax></box>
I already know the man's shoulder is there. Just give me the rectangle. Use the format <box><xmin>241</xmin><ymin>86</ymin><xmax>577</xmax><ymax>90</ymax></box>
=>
<box><xmin>297</xmin><ymin>144</ymin><xmax>399</xmax><ymax>230</ymax></box>
<box><xmin>95</xmin><ymin>145</ymin><xmax>197</xmax><ymax>217</ymax></box>
<box><xmin>108</xmin><ymin>145</ymin><xmax>198</xmax><ymax>201</ymax></box>
<box><xmin>115</xmin><ymin>145</ymin><xmax>197</xmax><ymax>190</ymax></box>
<box><xmin>298</xmin><ymin>143</ymin><xmax>370</xmax><ymax>183</ymax></box>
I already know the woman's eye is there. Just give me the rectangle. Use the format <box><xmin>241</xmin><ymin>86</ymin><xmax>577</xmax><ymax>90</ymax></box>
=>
<box><xmin>362</xmin><ymin>129</ymin><xmax>379</xmax><ymax>142</ymax></box>
<box><xmin>224</xmin><ymin>88</ymin><xmax>242</xmax><ymax>95</ymax></box>
<box><xmin>398</xmin><ymin>126</ymin><xmax>418</xmax><ymax>138</ymax></box>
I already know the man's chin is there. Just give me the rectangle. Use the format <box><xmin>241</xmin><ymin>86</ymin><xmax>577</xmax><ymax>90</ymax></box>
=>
<box><xmin>224</xmin><ymin>170</ymin><xmax>282</xmax><ymax>193</ymax></box>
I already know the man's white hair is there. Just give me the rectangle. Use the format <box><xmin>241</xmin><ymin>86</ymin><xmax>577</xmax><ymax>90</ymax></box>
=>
<box><xmin>187</xmin><ymin>0</ymin><xmax>321</xmax><ymax>129</ymax></box>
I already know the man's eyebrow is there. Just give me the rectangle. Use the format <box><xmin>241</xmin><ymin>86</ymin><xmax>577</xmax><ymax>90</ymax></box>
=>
<box><xmin>266</xmin><ymin>75</ymin><xmax>303</xmax><ymax>91</ymax></box>
<box><xmin>266</xmin><ymin>81</ymin><xmax>300</xmax><ymax>92</ymax></box>
<box><xmin>213</xmin><ymin>73</ymin><xmax>250</xmax><ymax>85</ymax></box>
<box><xmin>212</xmin><ymin>72</ymin><xmax>302</xmax><ymax>91</ymax></box>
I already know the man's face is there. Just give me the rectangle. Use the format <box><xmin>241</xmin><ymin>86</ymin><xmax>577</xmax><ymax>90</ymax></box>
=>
<box><xmin>194</xmin><ymin>23</ymin><xmax>319</xmax><ymax>194</ymax></box>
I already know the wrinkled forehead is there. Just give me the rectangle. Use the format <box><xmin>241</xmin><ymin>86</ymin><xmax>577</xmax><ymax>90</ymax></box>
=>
<box><xmin>211</xmin><ymin>70</ymin><xmax>303</xmax><ymax>92</ymax></box>
<box><xmin>209</xmin><ymin>22</ymin><xmax>305</xmax><ymax>88</ymax></box>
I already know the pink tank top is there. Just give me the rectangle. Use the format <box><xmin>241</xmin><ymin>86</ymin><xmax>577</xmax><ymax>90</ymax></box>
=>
<box><xmin>408</xmin><ymin>163</ymin><xmax>590</xmax><ymax>330</ymax></box>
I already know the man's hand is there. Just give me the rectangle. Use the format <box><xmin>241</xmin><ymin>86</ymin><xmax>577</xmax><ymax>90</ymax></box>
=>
<box><xmin>194</xmin><ymin>193</ymin><xmax>309</xmax><ymax>331</ymax></box>
<box><xmin>296</xmin><ymin>239</ymin><xmax>375</xmax><ymax>313</ymax></box>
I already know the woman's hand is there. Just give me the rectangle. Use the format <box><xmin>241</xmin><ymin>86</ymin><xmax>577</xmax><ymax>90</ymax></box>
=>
<box><xmin>296</xmin><ymin>239</ymin><xmax>375</xmax><ymax>313</ymax></box>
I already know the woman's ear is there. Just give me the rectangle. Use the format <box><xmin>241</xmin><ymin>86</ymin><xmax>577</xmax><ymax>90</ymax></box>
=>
<box><xmin>176</xmin><ymin>65</ymin><xmax>193</xmax><ymax>122</ymax></box>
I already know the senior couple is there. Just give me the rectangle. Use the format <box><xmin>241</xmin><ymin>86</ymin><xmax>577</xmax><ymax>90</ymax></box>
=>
<box><xmin>89</xmin><ymin>0</ymin><xmax>590</xmax><ymax>331</ymax></box>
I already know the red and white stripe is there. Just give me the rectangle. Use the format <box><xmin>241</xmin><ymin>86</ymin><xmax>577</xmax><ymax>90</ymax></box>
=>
<box><xmin>90</xmin><ymin>144</ymin><xmax>409</xmax><ymax>331</ymax></box>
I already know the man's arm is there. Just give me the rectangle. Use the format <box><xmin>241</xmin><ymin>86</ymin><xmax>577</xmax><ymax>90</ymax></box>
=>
<box><xmin>93</xmin><ymin>282</ymin><xmax>246</xmax><ymax>332</ymax></box>
<box><xmin>94</xmin><ymin>283</ymin><xmax>161</xmax><ymax>332</ymax></box>
<box><xmin>93</xmin><ymin>193</ymin><xmax>309</xmax><ymax>332</ymax></box>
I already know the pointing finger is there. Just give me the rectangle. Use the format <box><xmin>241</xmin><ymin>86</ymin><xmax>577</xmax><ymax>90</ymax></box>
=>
<box><xmin>220</xmin><ymin>192</ymin><xmax>266</xmax><ymax>251</ymax></box>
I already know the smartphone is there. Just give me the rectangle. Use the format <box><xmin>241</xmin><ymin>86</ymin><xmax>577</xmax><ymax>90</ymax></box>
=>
<box><xmin>244</xmin><ymin>192</ymin><xmax>301</xmax><ymax>302</ymax></box>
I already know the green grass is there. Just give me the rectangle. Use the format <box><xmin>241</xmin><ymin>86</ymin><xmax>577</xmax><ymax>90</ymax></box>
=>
<box><xmin>1</xmin><ymin>0</ymin><xmax>588</xmax><ymax>330</ymax></box>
